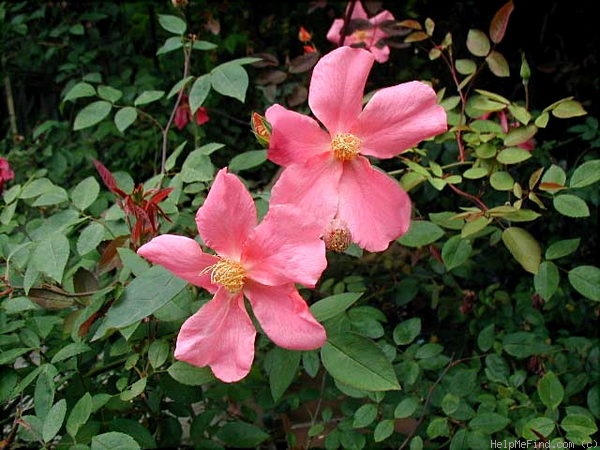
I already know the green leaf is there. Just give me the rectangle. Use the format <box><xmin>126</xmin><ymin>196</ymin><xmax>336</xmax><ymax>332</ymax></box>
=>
<box><xmin>551</xmin><ymin>100</ymin><xmax>587</xmax><ymax>118</ymax></box>
<box><xmin>490</xmin><ymin>171</ymin><xmax>514</xmax><ymax>190</ymax></box>
<box><xmin>97</xmin><ymin>85</ymin><xmax>122</xmax><ymax>103</ymax></box>
<box><xmin>321</xmin><ymin>332</ymin><xmax>400</xmax><ymax>391</ymax></box>
<box><xmin>496</xmin><ymin>146</ymin><xmax>531</xmax><ymax>165</ymax></box>
<box><xmin>77</xmin><ymin>222</ymin><xmax>105</xmax><ymax>255</ymax></box>
<box><xmin>35</xmin><ymin>366</ymin><xmax>56</xmax><ymax>417</ymax></box>
<box><xmin>67</xmin><ymin>393</ymin><xmax>92</xmax><ymax>438</ymax></box>
<box><xmin>521</xmin><ymin>417</ymin><xmax>555</xmax><ymax>440</ymax></box>
<box><xmin>0</xmin><ymin>348</ymin><xmax>32</xmax><ymax>365</ymax></box>
<box><xmin>192</xmin><ymin>40</ymin><xmax>217</xmax><ymax>51</ymax></box>
<box><xmin>73</xmin><ymin>100</ymin><xmax>112</xmax><ymax>130</ymax></box>
<box><xmin>469</xmin><ymin>412</ymin><xmax>510</xmax><ymax>433</ymax></box>
<box><xmin>455</xmin><ymin>59</ymin><xmax>477</xmax><ymax>75</ymax></box>
<box><xmin>92</xmin><ymin>265</ymin><xmax>187</xmax><ymax>339</ymax></box>
<box><xmin>189</xmin><ymin>74</ymin><xmax>211</xmax><ymax>114</ymax></box>
<box><xmin>32</xmin><ymin>185</ymin><xmax>69</xmax><ymax>206</ymax></box>
<box><xmin>133</xmin><ymin>90</ymin><xmax>164</xmax><ymax>106</ymax></box>
<box><xmin>63</xmin><ymin>82</ymin><xmax>96</xmax><ymax>103</ymax></box>
<box><xmin>374</xmin><ymin>419</ymin><xmax>395</xmax><ymax>442</ymax></box>
<box><xmin>91</xmin><ymin>432</ymin><xmax>141</xmax><ymax>450</ymax></box>
<box><xmin>156</xmin><ymin>36</ymin><xmax>183</xmax><ymax>55</ymax></box>
<box><xmin>33</xmin><ymin>233</ymin><xmax>70</xmax><ymax>283</ymax></box>
<box><xmin>117</xmin><ymin>247</ymin><xmax>150</xmax><ymax>277</ymax></box>
<box><xmin>502</xmin><ymin>227</ymin><xmax>541</xmax><ymax>274</ymax></box>
<box><xmin>214</xmin><ymin>421</ymin><xmax>270</xmax><ymax>448</ymax></box>
<box><xmin>310</xmin><ymin>292</ymin><xmax>363</xmax><ymax>322</ymax></box>
<box><xmin>538</xmin><ymin>371</ymin><xmax>564</xmax><ymax>410</ymax></box>
<box><xmin>427</xmin><ymin>417</ymin><xmax>450</xmax><ymax>439</ymax></box>
<box><xmin>211</xmin><ymin>62</ymin><xmax>249</xmax><ymax>102</ymax></box>
<box><xmin>393</xmin><ymin>318</ymin><xmax>421</xmax><ymax>345</ymax></box>
<box><xmin>545</xmin><ymin>238</ymin><xmax>580</xmax><ymax>260</ymax></box>
<box><xmin>553</xmin><ymin>194</ymin><xmax>590</xmax><ymax>217</ymax></box>
<box><xmin>268</xmin><ymin>347</ymin><xmax>301</xmax><ymax>402</ymax></box>
<box><xmin>119</xmin><ymin>377</ymin><xmax>147</xmax><ymax>401</ymax></box>
<box><xmin>463</xmin><ymin>167</ymin><xmax>488</xmax><ymax>179</ymax></box>
<box><xmin>167</xmin><ymin>361</ymin><xmax>215</xmax><ymax>385</ymax></box>
<box><xmin>353</xmin><ymin>403</ymin><xmax>378</xmax><ymax>428</ymax></box>
<box><xmin>503</xmin><ymin>126</ymin><xmax>537</xmax><ymax>148</ymax></box>
<box><xmin>477</xmin><ymin>324</ymin><xmax>495</xmax><ymax>352</ymax></box>
<box><xmin>51</xmin><ymin>342</ymin><xmax>91</xmax><ymax>363</ymax></box>
<box><xmin>540</xmin><ymin>164</ymin><xmax>567</xmax><ymax>193</ymax></box>
<box><xmin>180</xmin><ymin>149</ymin><xmax>215</xmax><ymax>182</ymax></box>
<box><xmin>394</xmin><ymin>397</ymin><xmax>419</xmax><ymax>418</ymax></box>
<box><xmin>157</xmin><ymin>14</ymin><xmax>186</xmax><ymax>35</ymax></box>
<box><xmin>229</xmin><ymin>150</ymin><xmax>267</xmax><ymax>172</ymax></box>
<box><xmin>20</xmin><ymin>178</ymin><xmax>53</xmax><ymax>199</ymax></box>
<box><xmin>148</xmin><ymin>340</ymin><xmax>170</xmax><ymax>369</ymax></box>
<box><xmin>441</xmin><ymin>235</ymin><xmax>472</xmax><ymax>271</ymax></box>
<box><xmin>570</xmin><ymin>160</ymin><xmax>600</xmax><ymax>188</ymax></box>
<box><xmin>486</xmin><ymin>50</ymin><xmax>510</xmax><ymax>77</ymax></box>
<box><xmin>114</xmin><ymin>107</ymin><xmax>138</xmax><ymax>132</ymax></box>
<box><xmin>568</xmin><ymin>265</ymin><xmax>600</xmax><ymax>301</ymax></box>
<box><xmin>397</xmin><ymin>221</ymin><xmax>445</xmax><ymax>247</ymax></box>
<box><xmin>71</xmin><ymin>176</ymin><xmax>100</xmax><ymax>210</ymax></box>
<box><xmin>466</xmin><ymin>29</ymin><xmax>490</xmax><ymax>57</ymax></box>
<box><xmin>502</xmin><ymin>332</ymin><xmax>551</xmax><ymax>358</ymax></box>
<box><xmin>461</xmin><ymin>216</ymin><xmax>491</xmax><ymax>238</ymax></box>
<box><xmin>42</xmin><ymin>399</ymin><xmax>67</xmax><ymax>443</ymax></box>
<box><xmin>534</xmin><ymin>261</ymin><xmax>560</xmax><ymax>301</ymax></box>
<box><xmin>561</xmin><ymin>414</ymin><xmax>598</xmax><ymax>439</ymax></box>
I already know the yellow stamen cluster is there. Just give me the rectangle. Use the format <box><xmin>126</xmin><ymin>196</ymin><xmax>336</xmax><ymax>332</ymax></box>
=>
<box><xmin>207</xmin><ymin>258</ymin><xmax>246</xmax><ymax>293</ymax></box>
<box><xmin>331</xmin><ymin>133</ymin><xmax>361</xmax><ymax>161</ymax></box>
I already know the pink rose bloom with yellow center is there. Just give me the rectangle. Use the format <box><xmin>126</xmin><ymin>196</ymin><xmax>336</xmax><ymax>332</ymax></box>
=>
<box><xmin>138</xmin><ymin>168</ymin><xmax>327</xmax><ymax>382</ymax></box>
<box><xmin>265</xmin><ymin>47</ymin><xmax>448</xmax><ymax>252</ymax></box>
<box><xmin>326</xmin><ymin>1</ymin><xmax>395</xmax><ymax>63</ymax></box>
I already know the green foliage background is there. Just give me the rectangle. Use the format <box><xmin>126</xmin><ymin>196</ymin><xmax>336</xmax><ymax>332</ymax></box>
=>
<box><xmin>1</xmin><ymin>1</ymin><xmax>599</xmax><ymax>449</ymax></box>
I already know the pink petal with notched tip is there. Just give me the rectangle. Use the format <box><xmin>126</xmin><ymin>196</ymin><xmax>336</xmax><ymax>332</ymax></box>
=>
<box><xmin>269</xmin><ymin>153</ymin><xmax>343</xmax><ymax>231</ymax></box>
<box><xmin>242</xmin><ymin>204</ymin><xmax>327</xmax><ymax>288</ymax></box>
<box><xmin>308</xmin><ymin>47</ymin><xmax>374</xmax><ymax>134</ymax></box>
<box><xmin>137</xmin><ymin>234</ymin><xmax>218</xmax><ymax>293</ymax></box>
<box><xmin>174</xmin><ymin>289</ymin><xmax>256</xmax><ymax>383</ymax></box>
<box><xmin>265</xmin><ymin>104</ymin><xmax>331</xmax><ymax>167</ymax></box>
<box><xmin>195</xmin><ymin>168</ymin><xmax>257</xmax><ymax>260</ymax></box>
<box><xmin>245</xmin><ymin>281</ymin><xmax>326</xmax><ymax>350</ymax></box>
<box><xmin>337</xmin><ymin>157</ymin><xmax>412</xmax><ymax>252</ymax></box>
<box><xmin>353</xmin><ymin>81</ymin><xmax>448</xmax><ymax>159</ymax></box>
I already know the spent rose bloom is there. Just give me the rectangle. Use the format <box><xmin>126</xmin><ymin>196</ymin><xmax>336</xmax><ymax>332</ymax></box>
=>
<box><xmin>265</xmin><ymin>47</ymin><xmax>447</xmax><ymax>252</ymax></box>
<box><xmin>0</xmin><ymin>157</ymin><xmax>15</xmax><ymax>193</ymax></box>
<box><xmin>326</xmin><ymin>1</ymin><xmax>394</xmax><ymax>63</ymax></box>
<box><xmin>138</xmin><ymin>168</ymin><xmax>327</xmax><ymax>382</ymax></box>
<box><xmin>174</xmin><ymin>94</ymin><xmax>210</xmax><ymax>130</ymax></box>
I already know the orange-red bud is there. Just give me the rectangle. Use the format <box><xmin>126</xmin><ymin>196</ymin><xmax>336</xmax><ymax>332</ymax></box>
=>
<box><xmin>251</xmin><ymin>112</ymin><xmax>271</xmax><ymax>147</ymax></box>
<box><xmin>298</xmin><ymin>26</ymin><xmax>312</xmax><ymax>43</ymax></box>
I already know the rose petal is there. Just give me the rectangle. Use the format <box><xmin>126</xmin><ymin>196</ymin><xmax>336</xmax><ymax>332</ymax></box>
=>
<box><xmin>326</xmin><ymin>18</ymin><xmax>345</xmax><ymax>45</ymax></box>
<box><xmin>269</xmin><ymin>153</ymin><xmax>343</xmax><ymax>231</ymax></box>
<box><xmin>137</xmin><ymin>234</ymin><xmax>218</xmax><ymax>292</ymax></box>
<box><xmin>243</xmin><ymin>205</ymin><xmax>327</xmax><ymax>288</ymax></box>
<box><xmin>196</xmin><ymin>168</ymin><xmax>257</xmax><ymax>260</ymax></box>
<box><xmin>245</xmin><ymin>281</ymin><xmax>326</xmax><ymax>350</ymax></box>
<box><xmin>175</xmin><ymin>289</ymin><xmax>256</xmax><ymax>383</ymax></box>
<box><xmin>309</xmin><ymin>47</ymin><xmax>374</xmax><ymax>134</ymax></box>
<box><xmin>337</xmin><ymin>157</ymin><xmax>412</xmax><ymax>251</ymax></box>
<box><xmin>353</xmin><ymin>81</ymin><xmax>447</xmax><ymax>159</ymax></box>
<box><xmin>370</xmin><ymin>9</ymin><xmax>395</xmax><ymax>26</ymax></box>
<box><xmin>265</xmin><ymin>104</ymin><xmax>330</xmax><ymax>167</ymax></box>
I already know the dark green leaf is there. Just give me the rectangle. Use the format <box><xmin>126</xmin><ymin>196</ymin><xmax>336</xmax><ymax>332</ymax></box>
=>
<box><xmin>374</xmin><ymin>419</ymin><xmax>395</xmax><ymax>442</ymax></box>
<box><xmin>214</xmin><ymin>421</ymin><xmax>269</xmax><ymax>448</ymax></box>
<box><xmin>211</xmin><ymin>63</ymin><xmax>249</xmax><ymax>102</ymax></box>
<box><xmin>67</xmin><ymin>393</ymin><xmax>93</xmax><ymax>438</ymax></box>
<box><xmin>63</xmin><ymin>82</ymin><xmax>96</xmax><ymax>103</ymax></box>
<box><xmin>157</xmin><ymin>14</ymin><xmax>186</xmax><ymax>35</ymax></box>
<box><xmin>534</xmin><ymin>261</ymin><xmax>560</xmax><ymax>301</ymax></box>
<box><xmin>42</xmin><ymin>399</ymin><xmax>67</xmax><ymax>443</ymax></box>
<box><xmin>51</xmin><ymin>343</ymin><xmax>91</xmax><ymax>363</ymax></box>
<box><xmin>568</xmin><ymin>265</ymin><xmax>600</xmax><ymax>301</ymax></box>
<box><xmin>393</xmin><ymin>318</ymin><xmax>421</xmax><ymax>345</ymax></box>
<box><xmin>310</xmin><ymin>292</ymin><xmax>363</xmax><ymax>322</ymax></box>
<box><xmin>398</xmin><ymin>220</ymin><xmax>445</xmax><ymax>247</ymax></box>
<box><xmin>441</xmin><ymin>235</ymin><xmax>472</xmax><ymax>271</ymax></box>
<box><xmin>268</xmin><ymin>347</ymin><xmax>300</xmax><ymax>402</ymax></box>
<box><xmin>33</xmin><ymin>234</ymin><xmax>70</xmax><ymax>283</ymax></box>
<box><xmin>229</xmin><ymin>150</ymin><xmax>267</xmax><ymax>172</ymax></box>
<box><xmin>167</xmin><ymin>361</ymin><xmax>215</xmax><ymax>385</ymax></box>
<box><xmin>538</xmin><ymin>371</ymin><xmax>564</xmax><ymax>409</ymax></box>
<box><xmin>469</xmin><ymin>412</ymin><xmax>509</xmax><ymax>433</ymax></box>
<box><xmin>352</xmin><ymin>403</ymin><xmax>378</xmax><ymax>428</ymax></box>
<box><xmin>114</xmin><ymin>107</ymin><xmax>137</xmax><ymax>133</ymax></box>
<box><xmin>91</xmin><ymin>431</ymin><xmax>141</xmax><ymax>450</ymax></box>
<box><xmin>134</xmin><ymin>90</ymin><xmax>164</xmax><ymax>107</ymax></box>
<box><xmin>545</xmin><ymin>238</ymin><xmax>580</xmax><ymax>260</ymax></box>
<box><xmin>189</xmin><ymin>75</ymin><xmax>211</xmax><ymax>114</ymax></box>
<box><xmin>71</xmin><ymin>176</ymin><xmax>100</xmax><ymax>210</ymax></box>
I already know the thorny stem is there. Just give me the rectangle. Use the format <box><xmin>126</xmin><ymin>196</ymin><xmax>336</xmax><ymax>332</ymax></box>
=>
<box><xmin>338</xmin><ymin>0</ymin><xmax>358</xmax><ymax>47</ymax></box>
<box><xmin>161</xmin><ymin>39</ymin><xmax>193</xmax><ymax>174</ymax></box>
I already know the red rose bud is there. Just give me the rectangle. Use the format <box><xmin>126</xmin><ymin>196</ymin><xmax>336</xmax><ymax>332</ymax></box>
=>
<box><xmin>298</xmin><ymin>26</ymin><xmax>312</xmax><ymax>43</ymax></box>
<box><xmin>251</xmin><ymin>112</ymin><xmax>271</xmax><ymax>147</ymax></box>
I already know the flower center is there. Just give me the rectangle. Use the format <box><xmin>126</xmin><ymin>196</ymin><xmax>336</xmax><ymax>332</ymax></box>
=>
<box><xmin>331</xmin><ymin>133</ymin><xmax>361</xmax><ymax>161</ymax></box>
<box><xmin>208</xmin><ymin>258</ymin><xmax>246</xmax><ymax>293</ymax></box>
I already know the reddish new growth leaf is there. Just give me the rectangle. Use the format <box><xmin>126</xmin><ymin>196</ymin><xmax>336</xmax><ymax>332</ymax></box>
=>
<box><xmin>489</xmin><ymin>0</ymin><xmax>514</xmax><ymax>44</ymax></box>
<box><xmin>93</xmin><ymin>159</ymin><xmax>173</xmax><ymax>248</ymax></box>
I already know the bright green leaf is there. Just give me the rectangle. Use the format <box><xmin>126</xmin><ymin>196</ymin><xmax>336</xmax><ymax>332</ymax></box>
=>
<box><xmin>134</xmin><ymin>90</ymin><xmax>164</xmax><ymax>106</ymax></box>
<box><xmin>497</xmin><ymin>147</ymin><xmax>532</xmax><ymax>164</ymax></box>
<box><xmin>63</xmin><ymin>82</ymin><xmax>96</xmax><ymax>103</ymax></box>
<box><xmin>211</xmin><ymin>62</ymin><xmax>249</xmax><ymax>102</ymax></box>
<box><xmin>51</xmin><ymin>343</ymin><xmax>91</xmax><ymax>363</ymax></box>
<box><xmin>97</xmin><ymin>85</ymin><xmax>122</xmax><ymax>103</ymax></box>
<box><xmin>538</xmin><ymin>371</ymin><xmax>564</xmax><ymax>409</ymax></box>
<box><xmin>393</xmin><ymin>318</ymin><xmax>421</xmax><ymax>345</ymax></box>
<box><xmin>398</xmin><ymin>220</ymin><xmax>445</xmax><ymax>247</ymax></box>
<box><xmin>534</xmin><ymin>261</ymin><xmax>560</xmax><ymax>301</ymax></box>
<box><xmin>441</xmin><ymin>235</ymin><xmax>472</xmax><ymax>271</ymax></box>
<box><xmin>33</xmin><ymin>234</ymin><xmax>70</xmax><ymax>283</ymax></box>
<box><xmin>91</xmin><ymin>431</ymin><xmax>141</xmax><ymax>450</ymax></box>
<box><xmin>490</xmin><ymin>171</ymin><xmax>514</xmax><ymax>190</ymax></box>
<box><xmin>310</xmin><ymin>292</ymin><xmax>363</xmax><ymax>322</ymax></box>
<box><xmin>114</xmin><ymin>107</ymin><xmax>137</xmax><ymax>133</ymax></box>
<box><xmin>374</xmin><ymin>419</ymin><xmax>395</xmax><ymax>442</ymax></box>
<box><xmin>570</xmin><ymin>160</ymin><xmax>600</xmax><ymax>188</ymax></box>
<box><xmin>180</xmin><ymin>149</ymin><xmax>215</xmax><ymax>182</ymax></box>
<box><xmin>71</xmin><ymin>176</ymin><xmax>100</xmax><ymax>210</ymax></box>
<box><xmin>568</xmin><ymin>265</ymin><xmax>600</xmax><ymax>301</ymax></box>
<box><xmin>353</xmin><ymin>403</ymin><xmax>378</xmax><ymax>428</ymax></box>
<box><xmin>73</xmin><ymin>100</ymin><xmax>112</xmax><ymax>130</ymax></box>
<box><xmin>321</xmin><ymin>332</ymin><xmax>400</xmax><ymax>391</ymax></box>
<box><xmin>551</xmin><ymin>100</ymin><xmax>587</xmax><ymax>118</ymax></box>
<box><xmin>553</xmin><ymin>194</ymin><xmax>590</xmax><ymax>218</ymax></box>
<box><xmin>189</xmin><ymin>75</ymin><xmax>211</xmax><ymax>114</ymax></box>
<box><xmin>466</xmin><ymin>29</ymin><xmax>490</xmax><ymax>57</ymax></box>
<box><xmin>77</xmin><ymin>222</ymin><xmax>105</xmax><ymax>255</ymax></box>
<box><xmin>157</xmin><ymin>14</ymin><xmax>186</xmax><ymax>35</ymax></box>
<box><xmin>42</xmin><ymin>399</ymin><xmax>67</xmax><ymax>443</ymax></box>
<box><xmin>156</xmin><ymin>36</ymin><xmax>183</xmax><ymax>55</ymax></box>
<box><xmin>521</xmin><ymin>417</ymin><xmax>555</xmax><ymax>440</ymax></box>
<box><xmin>229</xmin><ymin>150</ymin><xmax>267</xmax><ymax>172</ymax></box>
<box><xmin>502</xmin><ymin>227</ymin><xmax>541</xmax><ymax>274</ymax></box>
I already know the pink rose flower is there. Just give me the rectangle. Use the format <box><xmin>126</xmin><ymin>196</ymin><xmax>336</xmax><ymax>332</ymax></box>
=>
<box><xmin>138</xmin><ymin>168</ymin><xmax>327</xmax><ymax>382</ymax></box>
<box><xmin>326</xmin><ymin>1</ymin><xmax>395</xmax><ymax>63</ymax></box>
<box><xmin>0</xmin><ymin>157</ymin><xmax>15</xmax><ymax>192</ymax></box>
<box><xmin>265</xmin><ymin>47</ymin><xmax>447</xmax><ymax>252</ymax></box>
